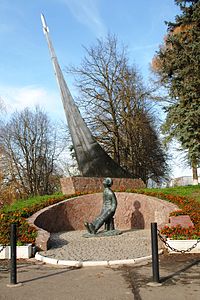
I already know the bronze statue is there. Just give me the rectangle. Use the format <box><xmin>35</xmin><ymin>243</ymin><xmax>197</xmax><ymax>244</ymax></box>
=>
<box><xmin>84</xmin><ymin>178</ymin><xmax>117</xmax><ymax>234</ymax></box>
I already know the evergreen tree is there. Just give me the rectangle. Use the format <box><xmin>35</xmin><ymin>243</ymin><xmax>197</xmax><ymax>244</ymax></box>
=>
<box><xmin>152</xmin><ymin>0</ymin><xmax>200</xmax><ymax>183</ymax></box>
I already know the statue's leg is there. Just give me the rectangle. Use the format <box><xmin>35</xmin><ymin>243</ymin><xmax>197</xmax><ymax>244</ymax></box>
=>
<box><xmin>105</xmin><ymin>215</ymin><xmax>115</xmax><ymax>231</ymax></box>
<box><xmin>92</xmin><ymin>210</ymin><xmax>112</xmax><ymax>233</ymax></box>
<box><xmin>109</xmin><ymin>217</ymin><xmax>115</xmax><ymax>230</ymax></box>
<box><xmin>105</xmin><ymin>219</ymin><xmax>109</xmax><ymax>230</ymax></box>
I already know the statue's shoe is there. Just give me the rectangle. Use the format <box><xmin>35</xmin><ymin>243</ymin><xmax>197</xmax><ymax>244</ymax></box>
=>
<box><xmin>84</xmin><ymin>222</ymin><xmax>92</xmax><ymax>233</ymax></box>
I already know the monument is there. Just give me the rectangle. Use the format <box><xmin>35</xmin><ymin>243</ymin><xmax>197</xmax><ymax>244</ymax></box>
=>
<box><xmin>40</xmin><ymin>14</ymin><xmax>131</xmax><ymax>178</ymax></box>
<box><xmin>84</xmin><ymin>177</ymin><xmax>121</xmax><ymax>236</ymax></box>
<box><xmin>40</xmin><ymin>14</ymin><xmax>145</xmax><ymax>194</ymax></box>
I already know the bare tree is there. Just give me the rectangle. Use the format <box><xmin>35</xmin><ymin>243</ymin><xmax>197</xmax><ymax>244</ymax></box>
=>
<box><xmin>0</xmin><ymin>106</ymin><xmax>63</xmax><ymax>198</ymax></box>
<box><xmin>68</xmin><ymin>34</ymin><xmax>169</xmax><ymax>184</ymax></box>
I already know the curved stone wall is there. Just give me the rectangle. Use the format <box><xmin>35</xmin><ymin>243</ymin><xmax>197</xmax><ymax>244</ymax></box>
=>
<box><xmin>28</xmin><ymin>193</ymin><xmax>178</xmax><ymax>250</ymax></box>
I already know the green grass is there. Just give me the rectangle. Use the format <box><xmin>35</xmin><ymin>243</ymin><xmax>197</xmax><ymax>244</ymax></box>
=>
<box><xmin>141</xmin><ymin>185</ymin><xmax>200</xmax><ymax>203</ymax></box>
<box><xmin>1</xmin><ymin>185</ymin><xmax>200</xmax><ymax>214</ymax></box>
<box><xmin>1</xmin><ymin>193</ymin><xmax>65</xmax><ymax>213</ymax></box>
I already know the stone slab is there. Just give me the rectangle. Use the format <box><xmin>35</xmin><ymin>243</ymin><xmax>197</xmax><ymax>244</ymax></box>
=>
<box><xmin>60</xmin><ymin>176</ymin><xmax>145</xmax><ymax>195</ymax></box>
<box><xmin>169</xmin><ymin>215</ymin><xmax>194</xmax><ymax>228</ymax></box>
<box><xmin>82</xmin><ymin>229</ymin><xmax>122</xmax><ymax>238</ymax></box>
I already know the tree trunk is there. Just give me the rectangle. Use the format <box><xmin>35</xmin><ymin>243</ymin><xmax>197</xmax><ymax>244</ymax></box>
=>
<box><xmin>192</xmin><ymin>160</ymin><xmax>199</xmax><ymax>185</ymax></box>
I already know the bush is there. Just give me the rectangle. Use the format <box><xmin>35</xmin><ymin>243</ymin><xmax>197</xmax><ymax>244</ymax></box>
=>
<box><xmin>160</xmin><ymin>224</ymin><xmax>200</xmax><ymax>240</ymax></box>
<box><xmin>0</xmin><ymin>194</ymin><xmax>68</xmax><ymax>245</ymax></box>
<box><xmin>0</xmin><ymin>192</ymin><xmax>86</xmax><ymax>245</ymax></box>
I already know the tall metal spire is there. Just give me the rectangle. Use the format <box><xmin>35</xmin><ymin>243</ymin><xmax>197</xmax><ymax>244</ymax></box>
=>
<box><xmin>41</xmin><ymin>14</ymin><xmax>131</xmax><ymax>178</ymax></box>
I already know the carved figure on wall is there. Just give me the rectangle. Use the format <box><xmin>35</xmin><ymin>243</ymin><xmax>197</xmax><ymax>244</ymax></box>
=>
<box><xmin>84</xmin><ymin>178</ymin><xmax>117</xmax><ymax>234</ymax></box>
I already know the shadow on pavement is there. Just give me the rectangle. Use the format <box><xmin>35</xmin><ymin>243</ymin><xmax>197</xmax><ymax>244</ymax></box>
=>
<box><xmin>21</xmin><ymin>267</ymin><xmax>77</xmax><ymax>284</ymax></box>
<box><xmin>160</xmin><ymin>258</ymin><xmax>200</xmax><ymax>283</ymax></box>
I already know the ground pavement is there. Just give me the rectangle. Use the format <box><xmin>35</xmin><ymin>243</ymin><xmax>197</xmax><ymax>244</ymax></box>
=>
<box><xmin>0</xmin><ymin>253</ymin><xmax>199</xmax><ymax>300</ymax></box>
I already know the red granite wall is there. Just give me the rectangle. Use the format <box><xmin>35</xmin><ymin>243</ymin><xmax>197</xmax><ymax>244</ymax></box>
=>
<box><xmin>60</xmin><ymin>177</ymin><xmax>145</xmax><ymax>195</ymax></box>
<box><xmin>28</xmin><ymin>193</ymin><xmax>178</xmax><ymax>250</ymax></box>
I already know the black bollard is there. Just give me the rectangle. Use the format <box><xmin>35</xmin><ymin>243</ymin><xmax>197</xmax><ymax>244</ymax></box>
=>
<box><xmin>10</xmin><ymin>223</ymin><xmax>17</xmax><ymax>285</ymax></box>
<box><xmin>151</xmin><ymin>222</ymin><xmax>160</xmax><ymax>283</ymax></box>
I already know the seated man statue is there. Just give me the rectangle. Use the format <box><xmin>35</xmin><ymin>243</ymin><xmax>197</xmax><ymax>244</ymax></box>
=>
<box><xmin>84</xmin><ymin>177</ymin><xmax>117</xmax><ymax>234</ymax></box>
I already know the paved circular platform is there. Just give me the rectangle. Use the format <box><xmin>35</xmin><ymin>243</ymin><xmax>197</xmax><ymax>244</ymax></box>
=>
<box><xmin>35</xmin><ymin>229</ymin><xmax>161</xmax><ymax>266</ymax></box>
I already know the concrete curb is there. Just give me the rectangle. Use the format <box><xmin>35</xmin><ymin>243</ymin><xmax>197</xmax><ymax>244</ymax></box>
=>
<box><xmin>82</xmin><ymin>260</ymin><xmax>108</xmax><ymax>267</ymax></box>
<box><xmin>34</xmin><ymin>250</ymin><xmax>163</xmax><ymax>268</ymax></box>
<box><xmin>57</xmin><ymin>260</ymin><xmax>82</xmax><ymax>267</ymax></box>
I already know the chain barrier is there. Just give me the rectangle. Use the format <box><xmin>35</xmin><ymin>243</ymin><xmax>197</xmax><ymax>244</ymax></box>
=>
<box><xmin>157</xmin><ymin>229</ymin><xmax>200</xmax><ymax>253</ymax></box>
<box><xmin>0</xmin><ymin>244</ymin><xmax>7</xmax><ymax>254</ymax></box>
<box><xmin>0</xmin><ymin>232</ymin><xmax>10</xmax><ymax>255</ymax></box>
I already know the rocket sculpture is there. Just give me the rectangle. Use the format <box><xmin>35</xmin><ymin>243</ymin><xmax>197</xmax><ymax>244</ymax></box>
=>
<box><xmin>41</xmin><ymin>14</ymin><xmax>131</xmax><ymax>178</ymax></box>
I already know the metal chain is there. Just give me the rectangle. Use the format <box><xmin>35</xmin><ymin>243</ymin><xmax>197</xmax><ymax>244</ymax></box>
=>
<box><xmin>157</xmin><ymin>229</ymin><xmax>200</xmax><ymax>253</ymax></box>
<box><xmin>0</xmin><ymin>244</ymin><xmax>7</xmax><ymax>254</ymax></box>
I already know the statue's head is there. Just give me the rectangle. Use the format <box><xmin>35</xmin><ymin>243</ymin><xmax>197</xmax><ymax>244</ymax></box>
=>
<box><xmin>103</xmin><ymin>177</ymin><xmax>113</xmax><ymax>187</ymax></box>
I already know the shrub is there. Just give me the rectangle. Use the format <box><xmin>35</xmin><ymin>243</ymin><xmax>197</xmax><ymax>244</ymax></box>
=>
<box><xmin>0</xmin><ymin>192</ymin><xmax>86</xmax><ymax>245</ymax></box>
<box><xmin>160</xmin><ymin>225</ymin><xmax>200</xmax><ymax>240</ymax></box>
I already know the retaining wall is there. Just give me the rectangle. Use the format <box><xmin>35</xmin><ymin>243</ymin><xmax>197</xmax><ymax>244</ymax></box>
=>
<box><xmin>28</xmin><ymin>193</ymin><xmax>178</xmax><ymax>250</ymax></box>
<box><xmin>60</xmin><ymin>177</ymin><xmax>145</xmax><ymax>195</ymax></box>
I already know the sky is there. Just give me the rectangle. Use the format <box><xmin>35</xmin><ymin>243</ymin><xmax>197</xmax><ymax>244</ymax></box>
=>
<box><xmin>0</xmin><ymin>0</ymin><xmax>196</xmax><ymax>179</ymax></box>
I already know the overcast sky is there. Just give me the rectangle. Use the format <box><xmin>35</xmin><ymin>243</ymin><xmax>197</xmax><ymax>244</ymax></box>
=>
<box><xmin>0</xmin><ymin>0</ymin><xmax>195</xmax><ymax>178</ymax></box>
